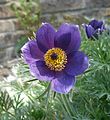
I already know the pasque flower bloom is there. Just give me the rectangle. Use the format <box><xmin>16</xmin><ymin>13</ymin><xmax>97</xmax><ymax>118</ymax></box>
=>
<box><xmin>83</xmin><ymin>19</ymin><xmax>106</xmax><ymax>39</ymax></box>
<box><xmin>21</xmin><ymin>23</ymin><xmax>88</xmax><ymax>93</ymax></box>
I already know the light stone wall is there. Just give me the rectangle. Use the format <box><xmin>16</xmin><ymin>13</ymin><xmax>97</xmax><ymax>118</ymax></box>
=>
<box><xmin>0</xmin><ymin>0</ymin><xmax>24</xmax><ymax>63</ymax></box>
<box><xmin>41</xmin><ymin>0</ymin><xmax>110</xmax><ymax>24</ymax></box>
<box><xmin>41</xmin><ymin>0</ymin><xmax>110</xmax><ymax>15</ymax></box>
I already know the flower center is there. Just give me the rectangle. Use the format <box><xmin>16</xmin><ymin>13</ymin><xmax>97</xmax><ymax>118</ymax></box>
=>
<box><xmin>44</xmin><ymin>48</ymin><xmax>67</xmax><ymax>71</ymax></box>
<box><xmin>50</xmin><ymin>53</ymin><xmax>58</xmax><ymax>60</ymax></box>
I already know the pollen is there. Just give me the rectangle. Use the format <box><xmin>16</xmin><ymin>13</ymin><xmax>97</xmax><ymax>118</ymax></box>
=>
<box><xmin>44</xmin><ymin>48</ymin><xmax>67</xmax><ymax>71</ymax></box>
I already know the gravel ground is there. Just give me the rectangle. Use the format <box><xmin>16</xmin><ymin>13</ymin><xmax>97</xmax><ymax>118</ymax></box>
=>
<box><xmin>0</xmin><ymin>59</ymin><xmax>21</xmax><ymax>81</ymax></box>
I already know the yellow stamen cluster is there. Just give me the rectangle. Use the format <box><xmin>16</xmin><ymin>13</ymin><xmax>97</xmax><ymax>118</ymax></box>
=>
<box><xmin>44</xmin><ymin>48</ymin><xmax>67</xmax><ymax>71</ymax></box>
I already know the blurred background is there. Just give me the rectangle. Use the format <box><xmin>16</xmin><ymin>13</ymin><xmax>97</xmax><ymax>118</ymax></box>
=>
<box><xmin>0</xmin><ymin>0</ymin><xmax>110</xmax><ymax>79</ymax></box>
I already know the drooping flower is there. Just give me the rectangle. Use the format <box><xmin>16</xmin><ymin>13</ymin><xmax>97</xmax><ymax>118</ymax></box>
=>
<box><xmin>21</xmin><ymin>23</ymin><xmax>88</xmax><ymax>94</ymax></box>
<box><xmin>83</xmin><ymin>19</ymin><xmax>106</xmax><ymax>39</ymax></box>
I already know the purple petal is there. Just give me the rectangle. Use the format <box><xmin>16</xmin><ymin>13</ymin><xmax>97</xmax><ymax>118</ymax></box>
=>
<box><xmin>89</xmin><ymin>19</ymin><xmax>103</xmax><ymax>29</ymax></box>
<box><xmin>89</xmin><ymin>19</ymin><xmax>98</xmax><ymax>27</ymax></box>
<box><xmin>54</xmin><ymin>32</ymin><xmax>71</xmax><ymax>51</ymax></box>
<box><xmin>96</xmin><ymin>21</ymin><xmax>103</xmax><ymax>28</ymax></box>
<box><xmin>65</xmin><ymin>51</ymin><xmax>89</xmax><ymax>76</ymax></box>
<box><xmin>29</xmin><ymin>61</ymin><xmax>55</xmax><ymax>81</ymax></box>
<box><xmin>36</xmin><ymin>23</ymin><xmax>55</xmax><ymax>53</ymax></box>
<box><xmin>21</xmin><ymin>40</ymin><xmax>44</xmax><ymax>64</ymax></box>
<box><xmin>100</xmin><ymin>25</ymin><xmax>106</xmax><ymax>31</ymax></box>
<box><xmin>55</xmin><ymin>23</ymin><xmax>81</xmax><ymax>54</ymax></box>
<box><xmin>84</xmin><ymin>25</ymin><xmax>95</xmax><ymax>38</ymax></box>
<box><xmin>51</xmin><ymin>72</ymin><xmax>76</xmax><ymax>94</ymax></box>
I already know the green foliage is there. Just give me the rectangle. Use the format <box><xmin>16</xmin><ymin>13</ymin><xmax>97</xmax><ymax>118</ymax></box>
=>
<box><xmin>11</xmin><ymin>0</ymin><xmax>41</xmax><ymax>55</ymax></box>
<box><xmin>15</xmin><ymin>36</ymin><xmax>28</xmax><ymax>56</ymax></box>
<box><xmin>54</xmin><ymin>31</ymin><xmax>110</xmax><ymax>120</ymax></box>
<box><xmin>0</xmin><ymin>62</ymin><xmax>56</xmax><ymax>120</ymax></box>
<box><xmin>11</xmin><ymin>0</ymin><xmax>41</xmax><ymax>36</ymax></box>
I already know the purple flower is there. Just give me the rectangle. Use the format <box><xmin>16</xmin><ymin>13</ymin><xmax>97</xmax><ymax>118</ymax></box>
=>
<box><xmin>21</xmin><ymin>23</ymin><xmax>88</xmax><ymax>94</ymax></box>
<box><xmin>83</xmin><ymin>19</ymin><xmax>106</xmax><ymax>39</ymax></box>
